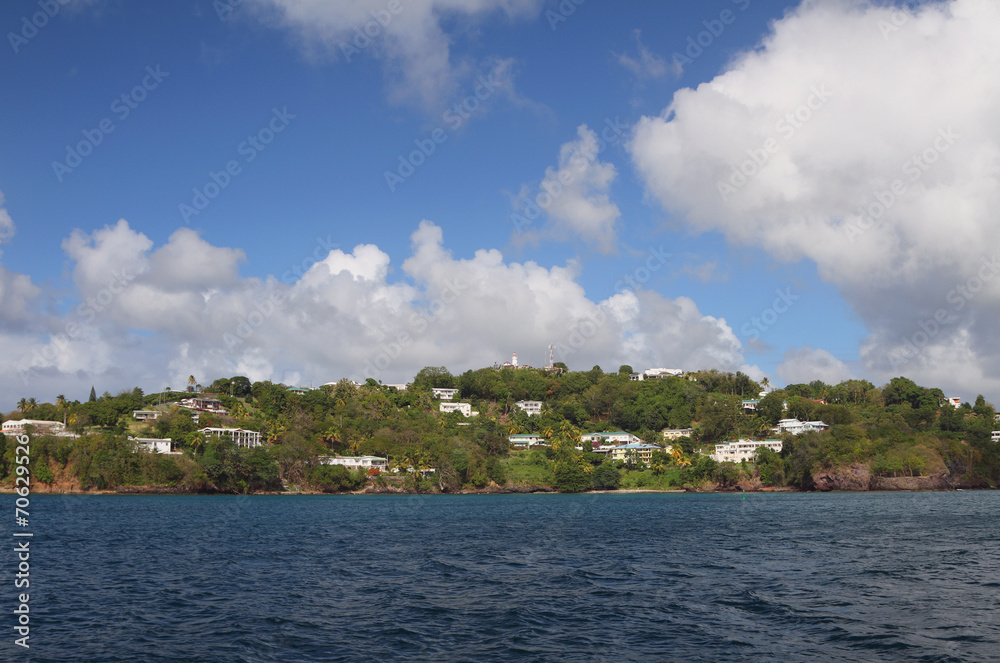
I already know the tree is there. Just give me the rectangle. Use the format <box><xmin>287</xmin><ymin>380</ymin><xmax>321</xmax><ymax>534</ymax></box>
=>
<box><xmin>188</xmin><ymin>375</ymin><xmax>196</xmax><ymax>393</ymax></box>
<box><xmin>17</xmin><ymin>398</ymin><xmax>28</xmax><ymax>413</ymax></box>
<box><xmin>412</xmin><ymin>366</ymin><xmax>455</xmax><ymax>390</ymax></box>
<box><xmin>618</xmin><ymin>365</ymin><xmax>634</xmax><ymax>375</ymax></box>
<box><xmin>89</xmin><ymin>386</ymin><xmax>97</xmax><ymax>402</ymax></box>
<box><xmin>591</xmin><ymin>464</ymin><xmax>621</xmax><ymax>490</ymax></box>
<box><xmin>553</xmin><ymin>460</ymin><xmax>590</xmax><ymax>492</ymax></box>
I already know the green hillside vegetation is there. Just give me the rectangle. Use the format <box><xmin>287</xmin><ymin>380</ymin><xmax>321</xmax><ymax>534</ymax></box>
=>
<box><xmin>1</xmin><ymin>368</ymin><xmax>997</xmax><ymax>494</ymax></box>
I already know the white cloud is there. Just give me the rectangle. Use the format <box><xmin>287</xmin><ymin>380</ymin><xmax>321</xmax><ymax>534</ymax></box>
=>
<box><xmin>776</xmin><ymin>347</ymin><xmax>852</xmax><ymax>386</ymax></box>
<box><xmin>513</xmin><ymin>124</ymin><xmax>622</xmax><ymax>252</ymax></box>
<box><xmin>4</xmin><ymin>219</ymin><xmax>750</xmax><ymax>406</ymax></box>
<box><xmin>244</xmin><ymin>0</ymin><xmax>542</xmax><ymax>108</ymax></box>
<box><xmin>629</xmin><ymin>0</ymin><xmax>1000</xmax><ymax>396</ymax></box>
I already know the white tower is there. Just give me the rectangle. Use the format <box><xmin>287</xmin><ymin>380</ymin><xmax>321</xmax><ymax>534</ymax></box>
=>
<box><xmin>512</xmin><ymin>352</ymin><xmax>518</xmax><ymax>367</ymax></box>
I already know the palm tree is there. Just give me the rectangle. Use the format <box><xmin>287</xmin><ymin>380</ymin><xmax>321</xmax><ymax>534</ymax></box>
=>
<box><xmin>16</xmin><ymin>398</ymin><xmax>28</xmax><ymax>413</ymax></box>
<box><xmin>56</xmin><ymin>394</ymin><xmax>66</xmax><ymax>409</ymax></box>
<box><xmin>187</xmin><ymin>375</ymin><xmax>196</xmax><ymax>393</ymax></box>
<box><xmin>26</xmin><ymin>397</ymin><xmax>37</xmax><ymax>412</ymax></box>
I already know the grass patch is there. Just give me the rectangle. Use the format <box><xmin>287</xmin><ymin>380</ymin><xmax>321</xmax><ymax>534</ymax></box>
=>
<box><xmin>619</xmin><ymin>468</ymin><xmax>682</xmax><ymax>490</ymax></box>
<box><xmin>502</xmin><ymin>453</ymin><xmax>554</xmax><ymax>487</ymax></box>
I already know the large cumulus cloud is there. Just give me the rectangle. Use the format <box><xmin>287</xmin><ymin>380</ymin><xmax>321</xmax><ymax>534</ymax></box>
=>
<box><xmin>4</xmin><ymin>218</ymin><xmax>750</xmax><ymax>405</ymax></box>
<box><xmin>629</xmin><ymin>0</ymin><xmax>1000</xmax><ymax>396</ymax></box>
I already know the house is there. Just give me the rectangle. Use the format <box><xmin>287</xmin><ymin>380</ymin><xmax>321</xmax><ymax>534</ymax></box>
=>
<box><xmin>132</xmin><ymin>438</ymin><xmax>180</xmax><ymax>454</ymax></box>
<box><xmin>198</xmin><ymin>427</ymin><xmax>262</xmax><ymax>448</ymax></box>
<box><xmin>431</xmin><ymin>388</ymin><xmax>459</xmax><ymax>400</ymax></box>
<box><xmin>628</xmin><ymin>373</ymin><xmax>644</xmax><ymax>381</ymax></box>
<box><xmin>508</xmin><ymin>434</ymin><xmax>547</xmax><ymax>449</ymax></box>
<box><xmin>1</xmin><ymin>419</ymin><xmax>67</xmax><ymax>436</ymax></box>
<box><xmin>644</xmin><ymin>368</ymin><xmax>683</xmax><ymax>379</ymax></box>
<box><xmin>945</xmin><ymin>397</ymin><xmax>961</xmax><ymax>408</ymax></box>
<box><xmin>992</xmin><ymin>430</ymin><xmax>1000</xmax><ymax>443</ymax></box>
<box><xmin>712</xmin><ymin>439</ymin><xmax>783</xmax><ymax>463</ymax></box>
<box><xmin>133</xmin><ymin>410</ymin><xmax>163</xmax><ymax>421</ymax></box>
<box><xmin>514</xmin><ymin>400</ymin><xmax>543</xmax><ymax>416</ymax></box>
<box><xmin>382</xmin><ymin>384</ymin><xmax>408</xmax><ymax>391</ymax></box>
<box><xmin>608</xmin><ymin>443</ymin><xmax>666</xmax><ymax>464</ymax></box>
<box><xmin>317</xmin><ymin>455</ymin><xmax>388</xmax><ymax>472</ymax></box>
<box><xmin>662</xmin><ymin>428</ymin><xmax>694</xmax><ymax>441</ymax></box>
<box><xmin>580</xmin><ymin>431</ymin><xmax>643</xmax><ymax>447</ymax></box>
<box><xmin>774</xmin><ymin>419</ymin><xmax>829</xmax><ymax>435</ymax></box>
<box><xmin>742</xmin><ymin>399</ymin><xmax>760</xmax><ymax>411</ymax></box>
<box><xmin>179</xmin><ymin>398</ymin><xmax>228</xmax><ymax>414</ymax></box>
<box><xmin>439</xmin><ymin>402</ymin><xmax>477</xmax><ymax>417</ymax></box>
<box><xmin>286</xmin><ymin>387</ymin><xmax>312</xmax><ymax>394</ymax></box>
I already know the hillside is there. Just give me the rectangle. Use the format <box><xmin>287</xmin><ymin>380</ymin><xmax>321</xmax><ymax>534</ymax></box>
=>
<box><xmin>2</xmin><ymin>368</ymin><xmax>998</xmax><ymax>494</ymax></box>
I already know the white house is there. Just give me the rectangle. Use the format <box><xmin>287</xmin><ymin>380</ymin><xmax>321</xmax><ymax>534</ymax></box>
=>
<box><xmin>317</xmin><ymin>455</ymin><xmax>388</xmax><ymax>472</ymax></box>
<box><xmin>662</xmin><ymin>428</ymin><xmax>694</xmax><ymax>441</ymax></box>
<box><xmin>712</xmin><ymin>439</ymin><xmax>783</xmax><ymax>463</ymax></box>
<box><xmin>774</xmin><ymin>419</ymin><xmax>829</xmax><ymax>435</ymax></box>
<box><xmin>133</xmin><ymin>410</ymin><xmax>163</xmax><ymax>421</ymax></box>
<box><xmin>2</xmin><ymin>419</ymin><xmax>67</xmax><ymax>436</ymax></box>
<box><xmin>199</xmin><ymin>427</ymin><xmax>262</xmax><ymax>448</ymax></box>
<box><xmin>514</xmin><ymin>400</ymin><xmax>543</xmax><ymax>416</ymax></box>
<box><xmin>439</xmin><ymin>402</ymin><xmax>477</xmax><ymax>417</ymax></box>
<box><xmin>741</xmin><ymin>399</ymin><xmax>760</xmax><ymax>411</ymax></box>
<box><xmin>644</xmin><ymin>368</ymin><xmax>683</xmax><ymax>379</ymax></box>
<box><xmin>509</xmin><ymin>434</ymin><xmax>547</xmax><ymax>449</ymax></box>
<box><xmin>945</xmin><ymin>397</ymin><xmax>962</xmax><ymax>408</ymax></box>
<box><xmin>132</xmin><ymin>438</ymin><xmax>180</xmax><ymax>454</ymax></box>
<box><xmin>179</xmin><ymin>398</ymin><xmax>228</xmax><ymax>414</ymax></box>
<box><xmin>580</xmin><ymin>431</ymin><xmax>642</xmax><ymax>447</ymax></box>
<box><xmin>432</xmin><ymin>388</ymin><xmax>459</xmax><ymax>400</ymax></box>
<box><xmin>992</xmin><ymin>430</ymin><xmax>1000</xmax><ymax>443</ymax></box>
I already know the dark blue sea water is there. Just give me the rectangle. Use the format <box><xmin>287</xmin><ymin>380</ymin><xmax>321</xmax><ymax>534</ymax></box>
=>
<box><xmin>11</xmin><ymin>491</ymin><xmax>1000</xmax><ymax>662</ymax></box>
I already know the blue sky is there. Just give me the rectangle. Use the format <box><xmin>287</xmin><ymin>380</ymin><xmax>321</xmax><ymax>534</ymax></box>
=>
<box><xmin>1</xmin><ymin>0</ymin><xmax>997</xmax><ymax>406</ymax></box>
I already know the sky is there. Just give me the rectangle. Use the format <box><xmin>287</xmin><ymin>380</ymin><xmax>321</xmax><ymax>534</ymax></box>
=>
<box><xmin>1</xmin><ymin>0</ymin><xmax>998</xmax><ymax>408</ymax></box>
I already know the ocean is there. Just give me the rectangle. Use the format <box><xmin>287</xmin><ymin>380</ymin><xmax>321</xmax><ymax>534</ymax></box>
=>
<box><xmin>16</xmin><ymin>491</ymin><xmax>1000</xmax><ymax>661</ymax></box>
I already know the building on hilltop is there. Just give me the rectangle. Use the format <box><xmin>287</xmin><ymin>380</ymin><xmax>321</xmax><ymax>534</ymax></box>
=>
<box><xmin>133</xmin><ymin>410</ymin><xmax>164</xmax><ymax>421</ymax></box>
<box><xmin>179</xmin><ymin>397</ymin><xmax>228</xmax><ymax>414</ymax></box>
<box><xmin>773</xmin><ymin>419</ymin><xmax>828</xmax><ymax>435</ymax></box>
<box><xmin>439</xmin><ymin>402</ymin><xmax>477</xmax><ymax>417</ymax></box>
<box><xmin>514</xmin><ymin>400</ymin><xmax>542</xmax><ymax>416</ymax></box>
<box><xmin>711</xmin><ymin>439</ymin><xmax>783</xmax><ymax>463</ymax></box>
<box><xmin>431</xmin><ymin>388</ymin><xmax>458</xmax><ymax>400</ymax></box>
<box><xmin>2</xmin><ymin>419</ymin><xmax>69</xmax><ymax>436</ymax></box>
<box><xmin>199</xmin><ymin>427</ymin><xmax>262</xmax><ymax>448</ymax></box>
<box><xmin>608</xmin><ymin>442</ymin><xmax>667</xmax><ymax>464</ymax></box>
<box><xmin>317</xmin><ymin>455</ymin><xmax>388</xmax><ymax>472</ymax></box>
<box><xmin>661</xmin><ymin>428</ymin><xmax>694</xmax><ymax>441</ymax></box>
<box><xmin>508</xmin><ymin>434</ymin><xmax>547</xmax><ymax>449</ymax></box>
<box><xmin>131</xmin><ymin>438</ymin><xmax>180</xmax><ymax>454</ymax></box>
<box><xmin>580</xmin><ymin>431</ymin><xmax>643</xmax><ymax>448</ymax></box>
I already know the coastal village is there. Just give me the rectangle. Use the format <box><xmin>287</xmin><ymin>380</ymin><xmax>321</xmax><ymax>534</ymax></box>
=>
<box><xmin>3</xmin><ymin>351</ymin><xmax>995</xmax><ymax>494</ymax></box>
